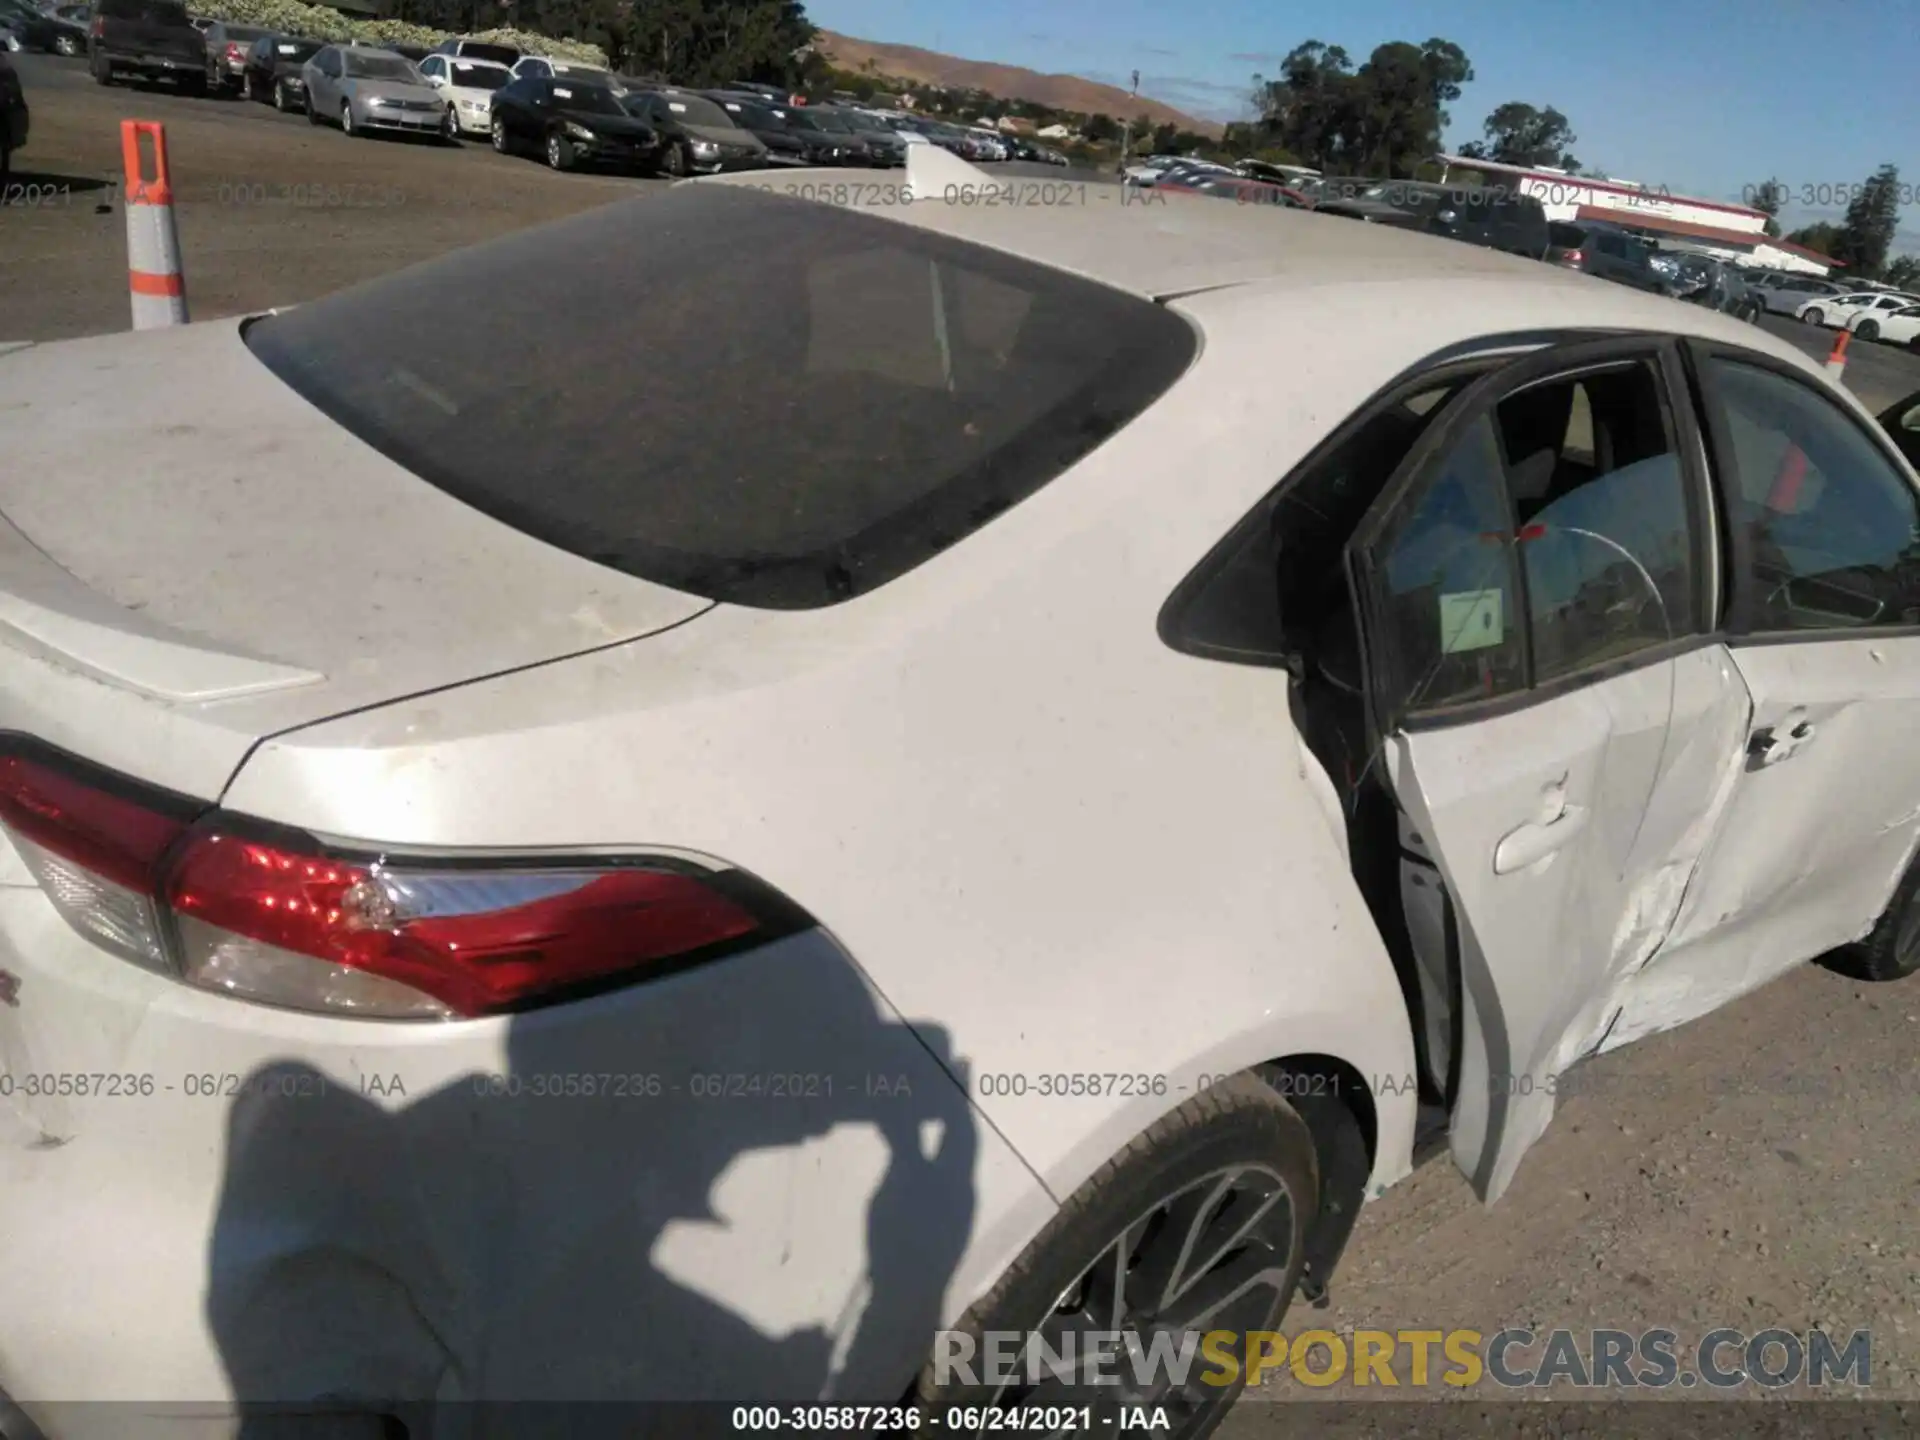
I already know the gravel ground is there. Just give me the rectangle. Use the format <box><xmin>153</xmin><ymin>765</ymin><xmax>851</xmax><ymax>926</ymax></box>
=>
<box><xmin>7</xmin><ymin>51</ymin><xmax>1920</xmax><ymax>1436</ymax></box>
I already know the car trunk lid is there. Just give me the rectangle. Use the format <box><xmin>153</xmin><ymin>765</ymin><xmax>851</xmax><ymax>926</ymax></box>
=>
<box><xmin>0</xmin><ymin>322</ymin><xmax>713</xmax><ymax>799</ymax></box>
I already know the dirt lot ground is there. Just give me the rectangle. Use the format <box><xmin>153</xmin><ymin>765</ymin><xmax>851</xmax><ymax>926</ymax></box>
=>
<box><xmin>7</xmin><ymin>51</ymin><xmax>1920</xmax><ymax>1435</ymax></box>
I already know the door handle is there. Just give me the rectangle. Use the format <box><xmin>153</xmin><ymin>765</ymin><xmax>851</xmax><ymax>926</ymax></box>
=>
<box><xmin>1493</xmin><ymin>805</ymin><xmax>1589</xmax><ymax>875</ymax></box>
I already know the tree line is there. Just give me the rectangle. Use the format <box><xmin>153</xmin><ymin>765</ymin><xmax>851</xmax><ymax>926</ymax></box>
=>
<box><xmin>1746</xmin><ymin>166</ymin><xmax>1916</xmax><ymax>285</ymax></box>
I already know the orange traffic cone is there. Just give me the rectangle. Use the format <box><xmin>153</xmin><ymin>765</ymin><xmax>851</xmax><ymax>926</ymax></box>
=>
<box><xmin>1825</xmin><ymin>327</ymin><xmax>1850</xmax><ymax>379</ymax></box>
<box><xmin>121</xmin><ymin>119</ymin><xmax>188</xmax><ymax>329</ymax></box>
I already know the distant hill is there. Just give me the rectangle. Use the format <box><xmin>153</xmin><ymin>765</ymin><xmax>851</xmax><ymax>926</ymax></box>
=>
<box><xmin>817</xmin><ymin>31</ymin><xmax>1221</xmax><ymax>135</ymax></box>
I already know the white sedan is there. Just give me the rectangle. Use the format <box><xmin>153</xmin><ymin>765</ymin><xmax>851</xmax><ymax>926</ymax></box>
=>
<box><xmin>416</xmin><ymin>52</ymin><xmax>512</xmax><ymax>136</ymax></box>
<box><xmin>1795</xmin><ymin>289</ymin><xmax>1920</xmax><ymax>327</ymax></box>
<box><xmin>1846</xmin><ymin>302</ymin><xmax>1920</xmax><ymax>348</ymax></box>
<box><xmin>6</xmin><ymin>143</ymin><xmax>1920</xmax><ymax>1436</ymax></box>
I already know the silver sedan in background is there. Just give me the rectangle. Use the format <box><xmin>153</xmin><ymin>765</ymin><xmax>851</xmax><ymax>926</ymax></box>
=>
<box><xmin>302</xmin><ymin>42</ymin><xmax>449</xmax><ymax>139</ymax></box>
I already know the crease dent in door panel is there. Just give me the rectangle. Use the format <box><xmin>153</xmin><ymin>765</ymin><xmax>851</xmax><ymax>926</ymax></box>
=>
<box><xmin>1603</xmin><ymin>676</ymin><xmax>1752</xmax><ymax>970</ymax></box>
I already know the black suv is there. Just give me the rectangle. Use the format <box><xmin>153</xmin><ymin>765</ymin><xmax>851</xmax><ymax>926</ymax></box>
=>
<box><xmin>1313</xmin><ymin>180</ymin><xmax>1551</xmax><ymax>260</ymax></box>
<box><xmin>89</xmin><ymin>0</ymin><xmax>205</xmax><ymax>90</ymax></box>
<box><xmin>1545</xmin><ymin>220</ymin><xmax>1668</xmax><ymax>293</ymax></box>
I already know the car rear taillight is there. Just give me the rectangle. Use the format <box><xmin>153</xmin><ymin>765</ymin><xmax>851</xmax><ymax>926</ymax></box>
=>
<box><xmin>226</xmin><ymin>41</ymin><xmax>243</xmax><ymax>59</ymax></box>
<box><xmin>0</xmin><ymin>744</ymin><xmax>801</xmax><ymax>1020</ymax></box>
<box><xmin>1562</xmin><ymin>250</ymin><xmax>1584</xmax><ymax>265</ymax></box>
<box><xmin>89</xmin><ymin>14</ymin><xmax>102</xmax><ymax>36</ymax></box>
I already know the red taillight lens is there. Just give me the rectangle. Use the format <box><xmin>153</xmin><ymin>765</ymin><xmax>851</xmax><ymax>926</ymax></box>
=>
<box><xmin>0</xmin><ymin>753</ymin><xmax>190</xmax><ymax>889</ymax></box>
<box><xmin>165</xmin><ymin>830</ymin><xmax>765</xmax><ymax>1018</ymax></box>
<box><xmin>226</xmin><ymin>41</ymin><xmax>243</xmax><ymax>58</ymax></box>
<box><xmin>90</xmin><ymin>15</ymin><xmax>102</xmax><ymax>35</ymax></box>
<box><xmin>1564</xmin><ymin>250</ymin><xmax>1585</xmax><ymax>264</ymax></box>
<box><xmin>0</xmin><ymin>743</ymin><xmax>794</xmax><ymax>1020</ymax></box>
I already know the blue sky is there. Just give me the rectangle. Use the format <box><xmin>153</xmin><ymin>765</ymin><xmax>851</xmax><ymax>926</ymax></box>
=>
<box><xmin>808</xmin><ymin>0</ymin><xmax>1920</xmax><ymax>246</ymax></box>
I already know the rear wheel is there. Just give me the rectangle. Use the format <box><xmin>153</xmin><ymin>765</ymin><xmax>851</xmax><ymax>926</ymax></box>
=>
<box><xmin>273</xmin><ymin>80</ymin><xmax>291</xmax><ymax>112</ymax></box>
<box><xmin>491</xmin><ymin>116</ymin><xmax>509</xmax><ymax>154</ymax></box>
<box><xmin>91</xmin><ymin>51</ymin><xmax>114</xmax><ymax>85</ymax></box>
<box><xmin>1824</xmin><ymin>858</ymin><xmax>1920</xmax><ymax>982</ymax></box>
<box><xmin>916</xmin><ymin>1073</ymin><xmax>1317</xmax><ymax>1438</ymax></box>
<box><xmin>546</xmin><ymin>130</ymin><xmax>573</xmax><ymax>170</ymax></box>
<box><xmin>1858</xmin><ymin>320</ymin><xmax>1881</xmax><ymax>342</ymax></box>
<box><xmin>53</xmin><ymin>32</ymin><xmax>80</xmax><ymax>56</ymax></box>
<box><xmin>1804</xmin><ymin>307</ymin><xmax>1826</xmax><ymax>326</ymax></box>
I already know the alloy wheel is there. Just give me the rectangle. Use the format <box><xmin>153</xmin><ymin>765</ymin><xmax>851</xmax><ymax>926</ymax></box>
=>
<box><xmin>492</xmin><ymin>118</ymin><xmax>507</xmax><ymax>153</ymax></box>
<box><xmin>978</xmin><ymin>1163</ymin><xmax>1298</xmax><ymax>1439</ymax></box>
<box><xmin>341</xmin><ymin>101</ymin><xmax>353</xmax><ymax>134</ymax></box>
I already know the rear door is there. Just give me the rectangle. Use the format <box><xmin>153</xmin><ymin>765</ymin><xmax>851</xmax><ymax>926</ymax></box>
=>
<box><xmin>1346</xmin><ymin>336</ymin><xmax>1751</xmax><ymax>1201</ymax></box>
<box><xmin>1606</xmin><ymin>349</ymin><xmax>1920</xmax><ymax>1040</ymax></box>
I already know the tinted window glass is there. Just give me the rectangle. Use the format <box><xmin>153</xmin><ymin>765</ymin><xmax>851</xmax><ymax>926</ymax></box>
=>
<box><xmin>1708</xmin><ymin>360</ymin><xmax>1920</xmax><ymax>630</ymax></box>
<box><xmin>448</xmin><ymin>60</ymin><xmax>508</xmax><ymax>88</ymax></box>
<box><xmin>456</xmin><ymin>40</ymin><xmax>517</xmax><ymax>65</ymax></box>
<box><xmin>245</xmin><ymin>186</ymin><xmax>1196</xmax><ymax>610</ymax></box>
<box><xmin>343</xmin><ymin>51</ymin><xmax>417</xmax><ymax>79</ymax></box>
<box><xmin>550</xmin><ymin>82</ymin><xmax>621</xmax><ymax>114</ymax></box>
<box><xmin>99</xmin><ymin>0</ymin><xmax>187</xmax><ymax>20</ymax></box>
<box><xmin>1548</xmin><ymin>222</ymin><xmax>1587</xmax><ymax>248</ymax></box>
<box><xmin>657</xmin><ymin>93</ymin><xmax>731</xmax><ymax>127</ymax></box>
<box><xmin>1497</xmin><ymin>362</ymin><xmax>1696</xmax><ymax>679</ymax></box>
<box><xmin>1369</xmin><ymin>413</ymin><xmax>1527</xmax><ymax>714</ymax></box>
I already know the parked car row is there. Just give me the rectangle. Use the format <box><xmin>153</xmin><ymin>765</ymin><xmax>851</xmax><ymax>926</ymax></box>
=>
<box><xmin>63</xmin><ymin>9</ymin><xmax>998</xmax><ymax>179</ymax></box>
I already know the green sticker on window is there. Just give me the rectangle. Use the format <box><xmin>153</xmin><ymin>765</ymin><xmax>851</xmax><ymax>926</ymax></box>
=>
<box><xmin>1438</xmin><ymin>589</ymin><xmax>1505</xmax><ymax>654</ymax></box>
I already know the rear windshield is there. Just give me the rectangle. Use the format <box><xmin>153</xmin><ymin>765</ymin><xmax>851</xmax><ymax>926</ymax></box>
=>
<box><xmin>1548</xmin><ymin>222</ymin><xmax>1587</xmax><ymax>247</ymax></box>
<box><xmin>99</xmin><ymin>0</ymin><xmax>188</xmax><ymax>20</ymax></box>
<box><xmin>244</xmin><ymin>186</ymin><xmax>1196</xmax><ymax>609</ymax></box>
<box><xmin>274</xmin><ymin>39</ymin><xmax>321</xmax><ymax>60</ymax></box>
<box><xmin>222</xmin><ymin>23</ymin><xmax>269</xmax><ymax>38</ymax></box>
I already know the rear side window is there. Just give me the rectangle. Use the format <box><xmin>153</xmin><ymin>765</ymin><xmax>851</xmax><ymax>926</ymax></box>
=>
<box><xmin>245</xmin><ymin>186</ymin><xmax>1196</xmax><ymax>609</ymax></box>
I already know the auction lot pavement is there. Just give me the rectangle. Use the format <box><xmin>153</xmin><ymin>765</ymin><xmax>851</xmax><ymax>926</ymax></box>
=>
<box><xmin>7</xmin><ymin>48</ymin><xmax>1920</xmax><ymax>1430</ymax></box>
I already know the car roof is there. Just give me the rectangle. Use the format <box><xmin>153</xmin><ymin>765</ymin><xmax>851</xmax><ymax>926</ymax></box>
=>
<box><xmin>687</xmin><ymin>169</ymin><xmax>1829</xmax><ymax>367</ymax></box>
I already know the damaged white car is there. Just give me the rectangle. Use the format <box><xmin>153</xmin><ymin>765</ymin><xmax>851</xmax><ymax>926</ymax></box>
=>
<box><xmin>4</xmin><ymin>147</ymin><xmax>1920</xmax><ymax>1439</ymax></box>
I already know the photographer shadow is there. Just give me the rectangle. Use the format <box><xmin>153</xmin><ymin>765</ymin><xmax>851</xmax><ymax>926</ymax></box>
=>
<box><xmin>204</xmin><ymin>934</ymin><xmax>978</xmax><ymax>1439</ymax></box>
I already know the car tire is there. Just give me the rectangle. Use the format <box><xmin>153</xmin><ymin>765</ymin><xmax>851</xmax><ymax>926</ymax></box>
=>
<box><xmin>1823</xmin><ymin>857</ymin><xmax>1920</xmax><ymax>982</ymax></box>
<box><xmin>661</xmin><ymin>141</ymin><xmax>688</xmax><ymax>178</ymax></box>
<box><xmin>305</xmin><ymin>91</ymin><xmax>321</xmax><ymax>123</ymax></box>
<box><xmin>913</xmin><ymin>1072</ymin><xmax>1317</xmax><ymax>1435</ymax></box>
<box><xmin>53</xmin><ymin>32</ymin><xmax>80</xmax><ymax>56</ymax></box>
<box><xmin>442</xmin><ymin>107</ymin><xmax>458</xmax><ymax>143</ymax></box>
<box><xmin>274</xmin><ymin>81</ymin><xmax>291</xmax><ymax>112</ymax></box>
<box><xmin>546</xmin><ymin>131</ymin><xmax>573</xmax><ymax>171</ymax></box>
<box><xmin>91</xmin><ymin>52</ymin><xmax>113</xmax><ymax>84</ymax></box>
<box><xmin>341</xmin><ymin>101</ymin><xmax>356</xmax><ymax>136</ymax></box>
<box><xmin>1909</xmin><ymin>335</ymin><xmax>1920</xmax><ymax>355</ymax></box>
<box><xmin>491</xmin><ymin>116</ymin><xmax>509</xmax><ymax>154</ymax></box>
<box><xmin>1858</xmin><ymin>320</ymin><xmax>1881</xmax><ymax>343</ymax></box>
<box><xmin>1804</xmin><ymin>307</ymin><xmax>1825</xmax><ymax>327</ymax></box>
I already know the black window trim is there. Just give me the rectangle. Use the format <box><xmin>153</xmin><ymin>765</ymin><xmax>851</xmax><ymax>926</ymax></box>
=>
<box><xmin>1347</xmin><ymin>333</ymin><xmax>1719</xmax><ymax>736</ymax></box>
<box><xmin>1157</xmin><ymin>329</ymin><xmax>1733</xmax><ymax>714</ymax></box>
<box><xmin>1156</xmin><ymin>329</ymin><xmax>1633</xmax><ymax>668</ymax></box>
<box><xmin>1682</xmin><ymin>336</ymin><xmax>1920</xmax><ymax>646</ymax></box>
